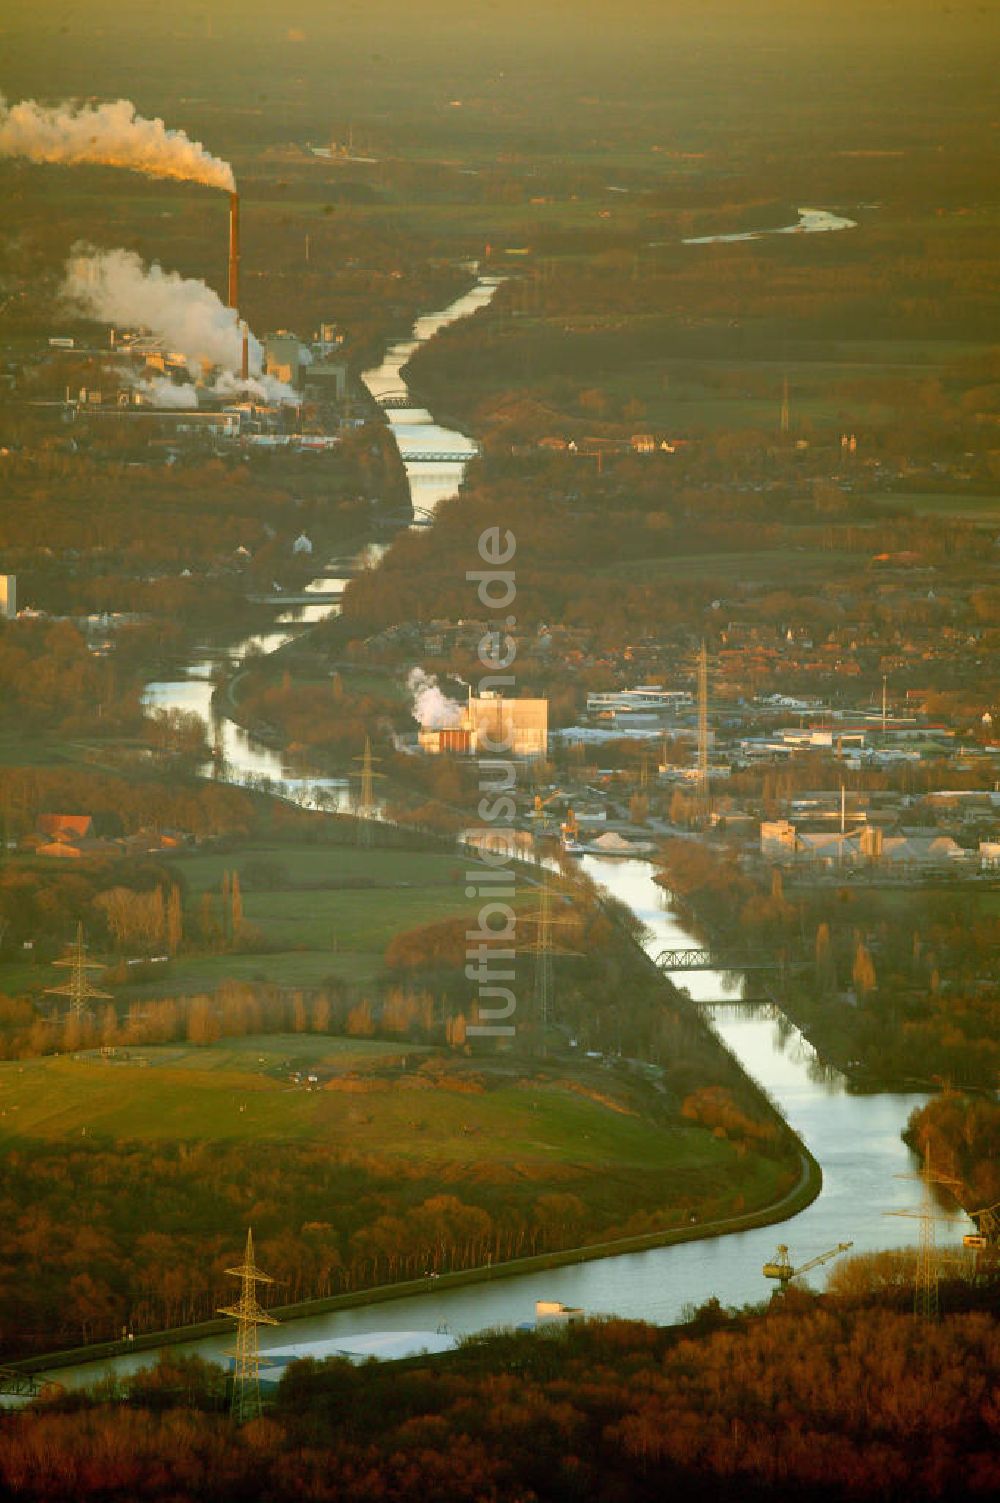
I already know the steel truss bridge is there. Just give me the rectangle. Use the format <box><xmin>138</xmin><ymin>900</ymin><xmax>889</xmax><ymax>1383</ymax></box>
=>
<box><xmin>0</xmin><ymin>1365</ymin><xmax>61</xmax><ymax>1399</ymax></box>
<box><xmin>655</xmin><ymin>947</ymin><xmax>785</xmax><ymax>973</ymax></box>
<box><xmin>399</xmin><ymin>449</ymin><xmax>479</xmax><ymax>463</ymax></box>
<box><xmin>376</xmin><ymin>506</ymin><xmax>436</xmax><ymax>529</ymax></box>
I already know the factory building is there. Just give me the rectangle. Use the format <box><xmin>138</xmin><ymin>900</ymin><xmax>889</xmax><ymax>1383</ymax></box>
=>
<box><xmin>0</xmin><ymin>575</ymin><xmax>15</xmax><ymax>620</ymax></box>
<box><xmin>264</xmin><ymin>332</ymin><xmax>311</xmax><ymax>389</ymax></box>
<box><xmin>419</xmin><ymin>690</ymin><xmax>548</xmax><ymax>760</ymax></box>
<box><xmin>304</xmin><ymin>357</ymin><xmax>349</xmax><ymax>404</ymax></box>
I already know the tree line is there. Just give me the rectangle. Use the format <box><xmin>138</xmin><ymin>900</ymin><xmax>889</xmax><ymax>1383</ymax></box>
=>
<box><xmin>2</xmin><ymin>1300</ymin><xmax>998</xmax><ymax>1499</ymax></box>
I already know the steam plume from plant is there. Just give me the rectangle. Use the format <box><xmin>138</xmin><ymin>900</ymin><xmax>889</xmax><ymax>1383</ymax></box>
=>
<box><xmin>0</xmin><ymin>94</ymin><xmax>235</xmax><ymax>191</ymax></box>
<box><xmin>62</xmin><ymin>245</ymin><xmax>259</xmax><ymax>373</ymax></box>
<box><xmin>130</xmin><ymin>374</ymin><xmax>198</xmax><ymax>410</ymax></box>
<box><xmin>408</xmin><ymin>668</ymin><xmax>463</xmax><ymax>728</ymax></box>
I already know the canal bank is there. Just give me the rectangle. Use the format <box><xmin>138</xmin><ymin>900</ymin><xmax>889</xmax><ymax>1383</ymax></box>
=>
<box><xmin>15</xmin><ymin>1149</ymin><xmax>820</xmax><ymax>1383</ymax></box>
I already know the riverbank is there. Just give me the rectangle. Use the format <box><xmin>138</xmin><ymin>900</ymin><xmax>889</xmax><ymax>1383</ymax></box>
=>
<box><xmin>14</xmin><ymin>1145</ymin><xmax>819</xmax><ymax>1380</ymax></box>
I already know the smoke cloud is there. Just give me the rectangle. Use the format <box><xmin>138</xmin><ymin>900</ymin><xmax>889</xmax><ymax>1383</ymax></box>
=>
<box><xmin>208</xmin><ymin>370</ymin><xmax>300</xmax><ymax>406</ymax></box>
<box><xmin>0</xmin><ymin>94</ymin><xmax>234</xmax><ymax>191</ymax></box>
<box><xmin>130</xmin><ymin>374</ymin><xmax>198</xmax><ymax>410</ymax></box>
<box><xmin>408</xmin><ymin>668</ymin><xmax>463</xmax><ymax>728</ymax></box>
<box><xmin>62</xmin><ymin>245</ymin><xmax>261</xmax><ymax>374</ymax></box>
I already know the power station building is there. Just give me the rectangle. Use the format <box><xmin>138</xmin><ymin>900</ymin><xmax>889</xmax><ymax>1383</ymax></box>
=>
<box><xmin>264</xmin><ymin>332</ymin><xmax>311</xmax><ymax>389</ymax></box>
<box><xmin>0</xmin><ymin>575</ymin><xmax>15</xmax><ymax>620</ymax></box>
<box><xmin>419</xmin><ymin>690</ymin><xmax>548</xmax><ymax>760</ymax></box>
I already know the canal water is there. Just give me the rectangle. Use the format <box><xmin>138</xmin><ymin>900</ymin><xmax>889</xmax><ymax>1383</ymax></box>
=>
<box><xmin>142</xmin><ymin>276</ymin><xmax>502</xmax><ymax>812</ymax></box>
<box><xmin>56</xmin><ymin>271</ymin><xmax>970</xmax><ymax>1392</ymax></box>
<box><xmin>683</xmin><ymin>207</ymin><xmax>857</xmax><ymax>244</ymax></box>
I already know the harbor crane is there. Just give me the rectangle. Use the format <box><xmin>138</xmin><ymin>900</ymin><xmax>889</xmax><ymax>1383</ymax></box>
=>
<box><xmin>763</xmin><ymin>1241</ymin><xmax>853</xmax><ymax>1290</ymax></box>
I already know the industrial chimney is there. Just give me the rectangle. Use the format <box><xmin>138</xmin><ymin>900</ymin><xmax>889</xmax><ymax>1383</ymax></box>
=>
<box><xmin>241</xmin><ymin>321</ymin><xmax>249</xmax><ymax>383</ymax></box>
<box><xmin>228</xmin><ymin>191</ymin><xmax>240</xmax><ymax>310</ymax></box>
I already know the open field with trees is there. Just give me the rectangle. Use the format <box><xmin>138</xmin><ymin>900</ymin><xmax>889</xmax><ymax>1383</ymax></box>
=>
<box><xmin>0</xmin><ymin>833</ymin><xmax>529</xmax><ymax>996</ymax></box>
<box><xmin>0</xmin><ymin>1035</ymin><xmax>794</xmax><ymax>1353</ymax></box>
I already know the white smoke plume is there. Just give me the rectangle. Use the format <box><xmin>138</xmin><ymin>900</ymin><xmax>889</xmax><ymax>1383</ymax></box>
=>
<box><xmin>407</xmin><ymin>668</ymin><xmax>463</xmax><ymax>729</ymax></box>
<box><xmin>208</xmin><ymin>370</ymin><xmax>300</xmax><ymax>406</ymax></box>
<box><xmin>0</xmin><ymin>94</ymin><xmax>234</xmax><ymax>191</ymax></box>
<box><xmin>130</xmin><ymin>374</ymin><xmax>198</xmax><ymax>410</ymax></box>
<box><xmin>62</xmin><ymin>244</ymin><xmax>261</xmax><ymax>373</ymax></box>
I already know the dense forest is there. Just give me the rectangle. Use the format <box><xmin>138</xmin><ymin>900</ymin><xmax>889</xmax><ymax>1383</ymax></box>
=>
<box><xmin>3</xmin><ymin>1300</ymin><xmax>999</xmax><ymax>1500</ymax></box>
<box><xmin>906</xmin><ymin>1094</ymin><xmax>1000</xmax><ymax>1214</ymax></box>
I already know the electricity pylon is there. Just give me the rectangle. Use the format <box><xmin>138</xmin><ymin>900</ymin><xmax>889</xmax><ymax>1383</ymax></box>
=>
<box><xmin>522</xmin><ymin>870</ymin><xmax>578</xmax><ymax>1055</ymax></box>
<box><xmin>967</xmin><ymin>1200</ymin><xmax>1000</xmax><ymax>1247</ymax></box>
<box><xmin>779</xmin><ymin>373</ymin><xmax>790</xmax><ymax>435</ymax></box>
<box><xmin>697</xmin><ymin>640</ymin><xmax>710</xmax><ymax>824</ymax></box>
<box><xmin>352</xmin><ymin>737</ymin><xmax>384</xmax><ymax>847</ymax></box>
<box><xmin>217</xmin><ymin>1228</ymin><xmax>278</xmax><ymax>1422</ymax></box>
<box><xmin>886</xmin><ymin>1145</ymin><xmax>963</xmax><ymax>1319</ymax></box>
<box><xmin>45</xmin><ymin>922</ymin><xmax>111</xmax><ymax>1018</ymax></box>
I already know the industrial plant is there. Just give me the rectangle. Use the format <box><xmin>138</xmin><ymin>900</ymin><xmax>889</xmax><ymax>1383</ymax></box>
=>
<box><xmin>418</xmin><ymin>689</ymin><xmax>548</xmax><ymax>760</ymax></box>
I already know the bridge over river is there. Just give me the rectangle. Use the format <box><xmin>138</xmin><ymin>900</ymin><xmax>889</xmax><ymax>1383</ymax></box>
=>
<box><xmin>398</xmin><ymin>448</ymin><xmax>480</xmax><ymax>463</ymax></box>
<box><xmin>656</xmin><ymin>946</ymin><xmax>802</xmax><ymax>973</ymax></box>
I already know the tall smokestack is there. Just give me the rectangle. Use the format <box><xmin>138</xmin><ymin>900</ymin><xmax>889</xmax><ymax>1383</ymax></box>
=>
<box><xmin>228</xmin><ymin>191</ymin><xmax>240</xmax><ymax>310</ymax></box>
<box><xmin>241</xmin><ymin>321</ymin><xmax>249</xmax><ymax>382</ymax></box>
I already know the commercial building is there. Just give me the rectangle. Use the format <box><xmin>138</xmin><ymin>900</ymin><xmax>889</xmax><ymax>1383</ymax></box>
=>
<box><xmin>587</xmin><ymin>686</ymin><xmax>692</xmax><ymax>716</ymax></box>
<box><xmin>761</xmin><ymin>819</ymin><xmax>966</xmax><ymax>869</ymax></box>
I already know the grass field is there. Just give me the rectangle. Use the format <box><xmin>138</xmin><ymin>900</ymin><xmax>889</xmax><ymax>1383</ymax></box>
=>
<box><xmin>0</xmin><ymin>1034</ymin><xmax>751</xmax><ymax>1183</ymax></box>
<box><xmin>164</xmin><ymin>840</ymin><xmax>527</xmax><ymax>991</ymax></box>
<box><xmin>0</xmin><ymin>841</ymin><xmax>534</xmax><ymax>999</ymax></box>
<box><xmin>175</xmin><ymin>842</ymin><xmax>468</xmax><ymax>895</ymax></box>
<box><xmin>864</xmin><ymin>490</ymin><xmax>1000</xmax><ymax>522</ymax></box>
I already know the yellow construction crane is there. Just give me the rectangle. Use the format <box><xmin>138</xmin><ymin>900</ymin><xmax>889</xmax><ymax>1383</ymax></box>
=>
<box><xmin>763</xmin><ymin>1241</ymin><xmax>853</xmax><ymax>1290</ymax></box>
<box><xmin>532</xmin><ymin>789</ymin><xmax>565</xmax><ymax>816</ymax></box>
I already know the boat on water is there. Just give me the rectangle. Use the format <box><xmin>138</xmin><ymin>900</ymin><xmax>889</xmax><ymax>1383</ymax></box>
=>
<box><xmin>563</xmin><ymin>831</ymin><xmax>655</xmax><ymax>858</ymax></box>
